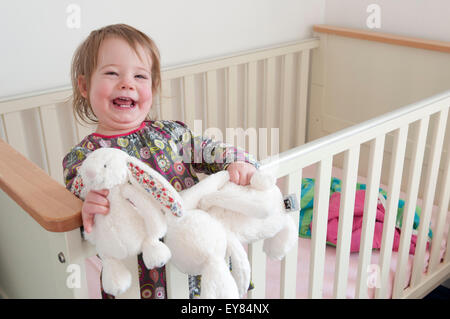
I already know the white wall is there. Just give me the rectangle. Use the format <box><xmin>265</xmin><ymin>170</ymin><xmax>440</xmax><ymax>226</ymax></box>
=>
<box><xmin>324</xmin><ymin>0</ymin><xmax>450</xmax><ymax>42</ymax></box>
<box><xmin>0</xmin><ymin>0</ymin><xmax>325</xmax><ymax>98</ymax></box>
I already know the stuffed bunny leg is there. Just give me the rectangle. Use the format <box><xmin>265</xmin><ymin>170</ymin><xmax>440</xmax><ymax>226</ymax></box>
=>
<box><xmin>101</xmin><ymin>255</ymin><xmax>132</xmax><ymax>296</ymax></box>
<box><xmin>121</xmin><ymin>183</ymin><xmax>171</xmax><ymax>269</ymax></box>
<box><xmin>179</xmin><ymin>170</ymin><xmax>230</xmax><ymax>209</ymax></box>
<box><xmin>200</xmin><ymin>255</ymin><xmax>240</xmax><ymax>299</ymax></box>
<box><xmin>263</xmin><ymin>214</ymin><xmax>298</xmax><ymax>260</ymax></box>
<box><xmin>199</xmin><ymin>189</ymin><xmax>275</xmax><ymax>219</ymax></box>
<box><xmin>226</xmin><ymin>234</ymin><xmax>251</xmax><ymax>298</ymax></box>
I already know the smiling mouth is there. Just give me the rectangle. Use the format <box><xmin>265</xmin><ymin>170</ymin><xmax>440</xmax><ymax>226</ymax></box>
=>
<box><xmin>112</xmin><ymin>97</ymin><xmax>136</xmax><ymax>108</ymax></box>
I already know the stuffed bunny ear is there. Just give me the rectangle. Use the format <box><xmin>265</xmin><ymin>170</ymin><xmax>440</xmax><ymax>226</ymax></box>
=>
<box><xmin>71</xmin><ymin>172</ymin><xmax>86</xmax><ymax>199</ymax></box>
<box><xmin>126</xmin><ymin>157</ymin><xmax>183</xmax><ymax>217</ymax></box>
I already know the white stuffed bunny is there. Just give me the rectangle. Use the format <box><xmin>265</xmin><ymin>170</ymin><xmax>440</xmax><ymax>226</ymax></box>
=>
<box><xmin>76</xmin><ymin>147</ymin><xmax>240</xmax><ymax>299</ymax></box>
<box><xmin>198</xmin><ymin>169</ymin><xmax>298</xmax><ymax>297</ymax></box>
<box><xmin>76</xmin><ymin>147</ymin><xmax>182</xmax><ymax>296</ymax></box>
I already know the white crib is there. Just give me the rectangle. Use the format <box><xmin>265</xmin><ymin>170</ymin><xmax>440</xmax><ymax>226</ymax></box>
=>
<box><xmin>0</xmin><ymin>25</ymin><xmax>449</xmax><ymax>299</ymax></box>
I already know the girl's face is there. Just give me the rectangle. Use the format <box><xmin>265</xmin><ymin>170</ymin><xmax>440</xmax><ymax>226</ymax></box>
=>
<box><xmin>79</xmin><ymin>37</ymin><xmax>153</xmax><ymax>135</ymax></box>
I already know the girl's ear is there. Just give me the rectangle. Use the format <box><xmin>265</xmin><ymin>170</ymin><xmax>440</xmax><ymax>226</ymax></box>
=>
<box><xmin>77</xmin><ymin>75</ymin><xmax>88</xmax><ymax>98</ymax></box>
<box><xmin>126</xmin><ymin>157</ymin><xmax>183</xmax><ymax>217</ymax></box>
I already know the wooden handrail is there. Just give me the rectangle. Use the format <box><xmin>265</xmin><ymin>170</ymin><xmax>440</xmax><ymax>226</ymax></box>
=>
<box><xmin>0</xmin><ymin>138</ymin><xmax>82</xmax><ymax>232</ymax></box>
<box><xmin>313</xmin><ymin>24</ymin><xmax>450</xmax><ymax>54</ymax></box>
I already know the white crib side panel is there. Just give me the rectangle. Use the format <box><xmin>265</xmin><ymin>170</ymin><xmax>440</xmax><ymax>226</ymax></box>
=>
<box><xmin>392</xmin><ymin>116</ymin><xmax>430</xmax><ymax>298</ymax></box>
<box><xmin>411</xmin><ymin>109</ymin><xmax>448</xmax><ymax>287</ymax></box>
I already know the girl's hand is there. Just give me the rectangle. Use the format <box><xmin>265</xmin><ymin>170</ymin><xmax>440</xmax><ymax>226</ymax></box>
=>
<box><xmin>82</xmin><ymin>189</ymin><xmax>110</xmax><ymax>233</ymax></box>
<box><xmin>226</xmin><ymin>162</ymin><xmax>257</xmax><ymax>186</ymax></box>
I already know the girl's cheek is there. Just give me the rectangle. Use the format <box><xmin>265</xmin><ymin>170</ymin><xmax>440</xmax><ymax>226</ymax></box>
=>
<box><xmin>139</xmin><ymin>86</ymin><xmax>153</xmax><ymax>102</ymax></box>
<box><xmin>95</xmin><ymin>81</ymin><xmax>113</xmax><ymax>98</ymax></box>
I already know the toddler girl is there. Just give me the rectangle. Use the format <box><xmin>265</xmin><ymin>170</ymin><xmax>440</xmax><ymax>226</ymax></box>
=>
<box><xmin>62</xmin><ymin>24</ymin><xmax>258</xmax><ymax>299</ymax></box>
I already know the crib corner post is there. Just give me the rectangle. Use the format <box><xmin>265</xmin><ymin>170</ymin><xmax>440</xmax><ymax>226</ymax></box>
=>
<box><xmin>63</xmin><ymin>228</ymin><xmax>98</xmax><ymax>299</ymax></box>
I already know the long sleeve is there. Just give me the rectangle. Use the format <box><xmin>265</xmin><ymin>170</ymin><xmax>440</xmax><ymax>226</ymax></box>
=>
<box><xmin>171</xmin><ymin>121</ymin><xmax>259</xmax><ymax>175</ymax></box>
<box><xmin>62</xmin><ymin>143</ymin><xmax>93</xmax><ymax>197</ymax></box>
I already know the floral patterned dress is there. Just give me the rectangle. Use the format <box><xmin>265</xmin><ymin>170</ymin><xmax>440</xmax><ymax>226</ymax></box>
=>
<box><xmin>63</xmin><ymin>120</ymin><xmax>258</xmax><ymax>299</ymax></box>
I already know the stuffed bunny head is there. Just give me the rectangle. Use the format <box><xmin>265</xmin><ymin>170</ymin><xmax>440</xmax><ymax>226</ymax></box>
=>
<box><xmin>79</xmin><ymin>147</ymin><xmax>184</xmax><ymax>217</ymax></box>
<box><xmin>79</xmin><ymin>148</ymin><xmax>130</xmax><ymax>191</ymax></box>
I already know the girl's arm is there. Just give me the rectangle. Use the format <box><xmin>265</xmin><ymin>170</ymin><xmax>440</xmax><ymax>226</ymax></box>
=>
<box><xmin>170</xmin><ymin>121</ymin><xmax>260</xmax><ymax>175</ymax></box>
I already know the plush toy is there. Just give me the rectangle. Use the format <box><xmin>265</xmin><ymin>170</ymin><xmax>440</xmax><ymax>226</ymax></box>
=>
<box><xmin>76</xmin><ymin>147</ymin><xmax>181</xmax><ymax>296</ymax></box>
<box><xmin>165</xmin><ymin>170</ymin><xmax>240</xmax><ymax>299</ymax></box>
<box><xmin>76</xmin><ymin>147</ymin><xmax>240</xmax><ymax>298</ymax></box>
<box><xmin>198</xmin><ymin>169</ymin><xmax>298</xmax><ymax>297</ymax></box>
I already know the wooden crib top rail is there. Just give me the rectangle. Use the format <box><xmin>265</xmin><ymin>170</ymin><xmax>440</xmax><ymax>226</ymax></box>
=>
<box><xmin>313</xmin><ymin>24</ymin><xmax>450</xmax><ymax>54</ymax></box>
<box><xmin>0</xmin><ymin>138</ymin><xmax>82</xmax><ymax>232</ymax></box>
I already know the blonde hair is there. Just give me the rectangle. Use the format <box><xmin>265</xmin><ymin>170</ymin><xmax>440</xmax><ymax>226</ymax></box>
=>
<box><xmin>70</xmin><ymin>24</ymin><xmax>161</xmax><ymax>124</ymax></box>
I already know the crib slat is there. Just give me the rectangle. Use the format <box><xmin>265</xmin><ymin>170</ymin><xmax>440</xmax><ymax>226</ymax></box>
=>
<box><xmin>206</xmin><ymin>70</ymin><xmax>218</xmax><ymax>128</ymax></box>
<box><xmin>411</xmin><ymin>109</ymin><xmax>448</xmax><ymax>286</ymax></box>
<box><xmin>333</xmin><ymin>145</ymin><xmax>360</xmax><ymax>298</ymax></box>
<box><xmin>183</xmin><ymin>75</ymin><xmax>196</xmax><ymax>127</ymax></box>
<box><xmin>2</xmin><ymin>111</ymin><xmax>30</xmax><ymax>159</ymax></box>
<box><xmin>280</xmin><ymin>170</ymin><xmax>301</xmax><ymax>298</ymax></box>
<box><xmin>375</xmin><ymin>126</ymin><xmax>409</xmax><ymax>299</ymax></box>
<box><xmin>428</xmin><ymin>149</ymin><xmax>450</xmax><ymax>272</ymax></box>
<box><xmin>160</xmin><ymin>79</ymin><xmax>174</xmax><ymax>121</ymax></box>
<box><xmin>228</xmin><ymin>65</ymin><xmax>238</xmax><ymax>129</ymax></box>
<box><xmin>247</xmin><ymin>240</ymin><xmax>266</xmax><ymax>298</ymax></box>
<box><xmin>247</xmin><ymin>61</ymin><xmax>258</xmax><ymax>130</ymax></box>
<box><xmin>265</xmin><ymin>57</ymin><xmax>277</xmax><ymax>129</ymax></box>
<box><xmin>281</xmin><ymin>53</ymin><xmax>294</xmax><ymax>152</ymax></box>
<box><xmin>297</xmin><ymin>49</ymin><xmax>310</xmax><ymax>146</ymax></box>
<box><xmin>355</xmin><ymin>135</ymin><xmax>385</xmax><ymax>299</ymax></box>
<box><xmin>392</xmin><ymin>116</ymin><xmax>430</xmax><ymax>298</ymax></box>
<box><xmin>166</xmin><ymin>262</ymin><xmax>189</xmax><ymax>298</ymax></box>
<box><xmin>308</xmin><ymin>156</ymin><xmax>332</xmax><ymax>298</ymax></box>
<box><xmin>39</xmin><ymin>105</ymin><xmax>66</xmax><ymax>183</ymax></box>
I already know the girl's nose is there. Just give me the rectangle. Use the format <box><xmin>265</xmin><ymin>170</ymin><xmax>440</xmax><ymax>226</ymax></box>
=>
<box><xmin>120</xmin><ymin>83</ymin><xmax>135</xmax><ymax>90</ymax></box>
<box><xmin>120</xmin><ymin>76</ymin><xmax>135</xmax><ymax>90</ymax></box>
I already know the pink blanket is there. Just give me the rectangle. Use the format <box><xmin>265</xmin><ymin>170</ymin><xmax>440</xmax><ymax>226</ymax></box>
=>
<box><xmin>325</xmin><ymin>190</ymin><xmax>421</xmax><ymax>254</ymax></box>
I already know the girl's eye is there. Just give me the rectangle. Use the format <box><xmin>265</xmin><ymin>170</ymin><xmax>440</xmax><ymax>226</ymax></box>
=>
<box><xmin>105</xmin><ymin>71</ymin><xmax>118</xmax><ymax>76</ymax></box>
<box><xmin>135</xmin><ymin>74</ymin><xmax>148</xmax><ymax>79</ymax></box>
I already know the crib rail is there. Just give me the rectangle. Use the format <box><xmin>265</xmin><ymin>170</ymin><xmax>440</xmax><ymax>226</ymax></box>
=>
<box><xmin>0</xmin><ymin>138</ymin><xmax>82</xmax><ymax>232</ymax></box>
<box><xmin>259</xmin><ymin>90</ymin><xmax>450</xmax><ymax>298</ymax></box>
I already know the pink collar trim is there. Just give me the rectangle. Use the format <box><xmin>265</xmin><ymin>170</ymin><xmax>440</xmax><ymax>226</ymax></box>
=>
<box><xmin>92</xmin><ymin>121</ymin><xmax>147</xmax><ymax>138</ymax></box>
